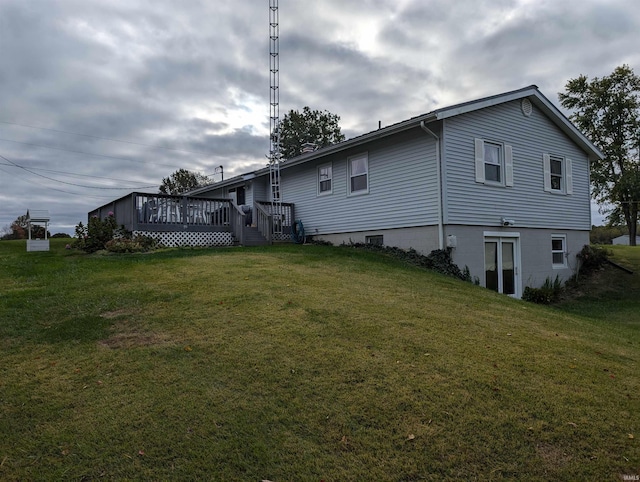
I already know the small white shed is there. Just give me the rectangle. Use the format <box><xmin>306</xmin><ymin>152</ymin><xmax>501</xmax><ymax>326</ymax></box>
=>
<box><xmin>26</xmin><ymin>210</ymin><xmax>50</xmax><ymax>252</ymax></box>
<box><xmin>612</xmin><ymin>234</ymin><xmax>640</xmax><ymax>245</ymax></box>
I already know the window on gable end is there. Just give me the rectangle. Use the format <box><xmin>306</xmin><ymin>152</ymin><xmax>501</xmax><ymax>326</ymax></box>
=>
<box><xmin>475</xmin><ymin>138</ymin><xmax>513</xmax><ymax>186</ymax></box>
<box><xmin>543</xmin><ymin>154</ymin><xmax>573</xmax><ymax>194</ymax></box>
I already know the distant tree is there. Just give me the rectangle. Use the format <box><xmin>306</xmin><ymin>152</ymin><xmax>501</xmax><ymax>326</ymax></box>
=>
<box><xmin>0</xmin><ymin>213</ymin><xmax>49</xmax><ymax>240</ymax></box>
<box><xmin>2</xmin><ymin>214</ymin><xmax>28</xmax><ymax>240</ymax></box>
<box><xmin>51</xmin><ymin>233</ymin><xmax>72</xmax><ymax>238</ymax></box>
<box><xmin>278</xmin><ymin>106</ymin><xmax>345</xmax><ymax>160</ymax></box>
<box><xmin>159</xmin><ymin>169</ymin><xmax>211</xmax><ymax>195</ymax></box>
<box><xmin>589</xmin><ymin>224</ymin><xmax>628</xmax><ymax>244</ymax></box>
<box><xmin>559</xmin><ymin>65</ymin><xmax>640</xmax><ymax>245</ymax></box>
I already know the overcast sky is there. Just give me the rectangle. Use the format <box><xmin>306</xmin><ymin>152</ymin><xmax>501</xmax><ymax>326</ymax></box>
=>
<box><xmin>1</xmin><ymin>0</ymin><xmax>639</xmax><ymax>234</ymax></box>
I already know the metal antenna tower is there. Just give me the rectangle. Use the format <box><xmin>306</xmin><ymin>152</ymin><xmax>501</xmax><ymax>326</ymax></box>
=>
<box><xmin>269</xmin><ymin>0</ymin><xmax>283</xmax><ymax>236</ymax></box>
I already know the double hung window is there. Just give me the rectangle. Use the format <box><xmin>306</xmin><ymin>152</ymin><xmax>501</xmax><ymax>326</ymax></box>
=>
<box><xmin>348</xmin><ymin>154</ymin><xmax>369</xmax><ymax>194</ymax></box>
<box><xmin>318</xmin><ymin>163</ymin><xmax>332</xmax><ymax>195</ymax></box>
<box><xmin>475</xmin><ymin>138</ymin><xmax>513</xmax><ymax>186</ymax></box>
<box><xmin>551</xmin><ymin>235</ymin><xmax>567</xmax><ymax>268</ymax></box>
<box><xmin>543</xmin><ymin>154</ymin><xmax>573</xmax><ymax>194</ymax></box>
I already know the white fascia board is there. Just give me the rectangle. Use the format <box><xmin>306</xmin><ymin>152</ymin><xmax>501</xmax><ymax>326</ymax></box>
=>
<box><xmin>434</xmin><ymin>86</ymin><xmax>539</xmax><ymax>120</ymax></box>
<box><xmin>435</xmin><ymin>86</ymin><xmax>603</xmax><ymax>162</ymax></box>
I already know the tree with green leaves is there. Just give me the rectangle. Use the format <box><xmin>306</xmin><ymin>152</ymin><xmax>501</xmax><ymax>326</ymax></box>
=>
<box><xmin>559</xmin><ymin>64</ymin><xmax>640</xmax><ymax>245</ymax></box>
<box><xmin>278</xmin><ymin>106</ymin><xmax>345</xmax><ymax>160</ymax></box>
<box><xmin>0</xmin><ymin>213</ymin><xmax>47</xmax><ymax>240</ymax></box>
<box><xmin>159</xmin><ymin>169</ymin><xmax>211</xmax><ymax>195</ymax></box>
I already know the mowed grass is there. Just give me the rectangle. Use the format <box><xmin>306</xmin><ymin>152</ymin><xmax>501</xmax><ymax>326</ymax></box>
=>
<box><xmin>0</xmin><ymin>239</ymin><xmax>638</xmax><ymax>481</ymax></box>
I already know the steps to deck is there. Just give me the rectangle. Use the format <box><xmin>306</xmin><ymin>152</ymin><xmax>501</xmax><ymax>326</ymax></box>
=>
<box><xmin>238</xmin><ymin>226</ymin><xmax>269</xmax><ymax>246</ymax></box>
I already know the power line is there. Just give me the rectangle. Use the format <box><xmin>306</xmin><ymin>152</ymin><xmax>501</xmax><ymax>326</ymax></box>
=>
<box><xmin>0</xmin><ymin>164</ymin><xmax>115</xmax><ymax>199</ymax></box>
<box><xmin>0</xmin><ymin>120</ymin><xmax>212</xmax><ymax>156</ymax></box>
<box><xmin>0</xmin><ymin>162</ymin><xmax>157</xmax><ymax>185</ymax></box>
<box><xmin>0</xmin><ymin>154</ymin><xmax>157</xmax><ymax>190</ymax></box>
<box><xmin>0</xmin><ymin>137</ymin><xmax>185</xmax><ymax>169</ymax></box>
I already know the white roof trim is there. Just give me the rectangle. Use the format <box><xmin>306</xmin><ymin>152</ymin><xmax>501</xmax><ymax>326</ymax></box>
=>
<box><xmin>434</xmin><ymin>85</ymin><xmax>603</xmax><ymax>161</ymax></box>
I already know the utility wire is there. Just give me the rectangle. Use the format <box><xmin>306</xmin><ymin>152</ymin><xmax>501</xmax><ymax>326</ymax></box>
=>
<box><xmin>0</xmin><ymin>162</ymin><xmax>156</xmax><ymax>185</ymax></box>
<box><xmin>0</xmin><ymin>120</ymin><xmax>212</xmax><ymax>156</ymax></box>
<box><xmin>0</xmin><ymin>154</ymin><xmax>157</xmax><ymax>190</ymax></box>
<box><xmin>0</xmin><ymin>164</ymin><xmax>115</xmax><ymax>199</ymax></box>
<box><xmin>0</xmin><ymin>137</ymin><xmax>185</xmax><ymax>169</ymax></box>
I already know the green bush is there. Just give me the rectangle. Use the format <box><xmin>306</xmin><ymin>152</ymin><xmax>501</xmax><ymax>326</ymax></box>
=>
<box><xmin>73</xmin><ymin>214</ymin><xmax>119</xmax><ymax>253</ymax></box>
<box><xmin>523</xmin><ymin>275</ymin><xmax>563</xmax><ymax>304</ymax></box>
<box><xmin>577</xmin><ymin>245</ymin><xmax>609</xmax><ymax>276</ymax></box>
<box><xmin>342</xmin><ymin>242</ymin><xmax>472</xmax><ymax>282</ymax></box>
<box><xmin>105</xmin><ymin>235</ymin><xmax>159</xmax><ymax>253</ymax></box>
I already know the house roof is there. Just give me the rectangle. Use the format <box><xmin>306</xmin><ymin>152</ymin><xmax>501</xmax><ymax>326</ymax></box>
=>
<box><xmin>188</xmin><ymin>85</ymin><xmax>604</xmax><ymax>194</ymax></box>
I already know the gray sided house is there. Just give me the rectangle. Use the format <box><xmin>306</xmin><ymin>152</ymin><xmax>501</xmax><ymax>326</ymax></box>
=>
<box><xmin>90</xmin><ymin>86</ymin><xmax>602</xmax><ymax>298</ymax></box>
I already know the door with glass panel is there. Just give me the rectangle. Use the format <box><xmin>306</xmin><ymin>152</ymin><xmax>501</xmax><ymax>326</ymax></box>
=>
<box><xmin>484</xmin><ymin>237</ymin><xmax>519</xmax><ymax>297</ymax></box>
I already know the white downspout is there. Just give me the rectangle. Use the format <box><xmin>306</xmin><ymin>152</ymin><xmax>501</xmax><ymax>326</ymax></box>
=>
<box><xmin>420</xmin><ymin>121</ymin><xmax>444</xmax><ymax>250</ymax></box>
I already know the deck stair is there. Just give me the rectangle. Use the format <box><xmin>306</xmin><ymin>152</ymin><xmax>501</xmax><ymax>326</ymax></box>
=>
<box><xmin>237</xmin><ymin>225</ymin><xmax>269</xmax><ymax>247</ymax></box>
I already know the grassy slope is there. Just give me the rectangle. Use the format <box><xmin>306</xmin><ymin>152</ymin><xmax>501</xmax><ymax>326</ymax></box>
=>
<box><xmin>0</xmin><ymin>239</ymin><xmax>638</xmax><ymax>481</ymax></box>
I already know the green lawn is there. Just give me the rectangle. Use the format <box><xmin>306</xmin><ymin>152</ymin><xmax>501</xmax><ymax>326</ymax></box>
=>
<box><xmin>0</xmin><ymin>239</ymin><xmax>638</xmax><ymax>481</ymax></box>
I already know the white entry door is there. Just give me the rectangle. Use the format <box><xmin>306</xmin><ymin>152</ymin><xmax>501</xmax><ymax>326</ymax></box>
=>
<box><xmin>484</xmin><ymin>236</ymin><xmax>520</xmax><ymax>297</ymax></box>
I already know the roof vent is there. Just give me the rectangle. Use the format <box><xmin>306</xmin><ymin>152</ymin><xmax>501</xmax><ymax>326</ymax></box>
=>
<box><xmin>521</xmin><ymin>98</ymin><xmax>533</xmax><ymax>117</ymax></box>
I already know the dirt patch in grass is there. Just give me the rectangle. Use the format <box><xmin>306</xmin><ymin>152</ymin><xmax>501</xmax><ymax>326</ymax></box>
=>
<box><xmin>98</xmin><ymin>319</ymin><xmax>173</xmax><ymax>349</ymax></box>
<box><xmin>99</xmin><ymin>309</ymin><xmax>132</xmax><ymax>319</ymax></box>
<box><xmin>536</xmin><ymin>443</ymin><xmax>573</xmax><ymax>469</ymax></box>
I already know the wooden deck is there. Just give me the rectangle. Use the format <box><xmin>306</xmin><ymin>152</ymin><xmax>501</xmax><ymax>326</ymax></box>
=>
<box><xmin>89</xmin><ymin>193</ymin><xmax>295</xmax><ymax>246</ymax></box>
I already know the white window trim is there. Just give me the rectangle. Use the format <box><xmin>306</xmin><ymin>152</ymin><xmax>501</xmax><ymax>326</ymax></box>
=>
<box><xmin>347</xmin><ymin>152</ymin><xmax>369</xmax><ymax>195</ymax></box>
<box><xmin>543</xmin><ymin>154</ymin><xmax>573</xmax><ymax>195</ymax></box>
<box><xmin>551</xmin><ymin>234</ymin><xmax>568</xmax><ymax>268</ymax></box>
<box><xmin>474</xmin><ymin>138</ymin><xmax>513</xmax><ymax>187</ymax></box>
<box><xmin>317</xmin><ymin>162</ymin><xmax>333</xmax><ymax>196</ymax></box>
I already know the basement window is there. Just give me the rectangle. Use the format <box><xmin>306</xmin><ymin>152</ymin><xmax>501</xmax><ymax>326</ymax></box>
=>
<box><xmin>552</xmin><ymin>234</ymin><xmax>567</xmax><ymax>268</ymax></box>
<box><xmin>366</xmin><ymin>235</ymin><xmax>383</xmax><ymax>246</ymax></box>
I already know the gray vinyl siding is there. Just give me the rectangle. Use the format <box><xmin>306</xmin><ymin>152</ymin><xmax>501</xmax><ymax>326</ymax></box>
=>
<box><xmin>442</xmin><ymin>99</ymin><xmax>591</xmax><ymax>230</ymax></box>
<box><xmin>279</xmin><ymin>129</ymin><xmax>439</xmax><ymax>234</ymax></box>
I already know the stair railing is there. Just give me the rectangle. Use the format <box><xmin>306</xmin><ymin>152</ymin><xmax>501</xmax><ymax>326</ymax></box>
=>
<box><xmin>254</xmin><ymin>202</ymin><xmax>273</xmax><ymax>244</ymax></box>
<box><xmin>229</xmin><ymin>202</ymin><xmax>247</xmax><ymax>246</ymax></box>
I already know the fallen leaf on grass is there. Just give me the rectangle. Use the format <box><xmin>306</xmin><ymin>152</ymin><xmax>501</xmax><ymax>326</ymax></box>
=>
<box><xmin>629</xmin><ymin>434</ymin><xmax>635</xmax><ymax>439</ymax></box>
<box><xmin>184</xmin><ymin>346</ymin><xmax>192</xmax><ymax>352</ymax></box>
<box><xmin>138</xmin><ymin>450</ymin><xmax>145</xmax><ymax>456</ymax></box>
<box><xmin>407</xmin><ymin>434</ymin><xmax>416</xmax><ymax>441</ymax></box>
<box><xmin>567</xmin><ymin>422</ymin><xmax>577</xmax><ymax>427</ymax></box>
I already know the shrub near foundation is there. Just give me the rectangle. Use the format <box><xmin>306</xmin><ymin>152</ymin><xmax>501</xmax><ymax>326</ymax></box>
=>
<box><xmin>105</xmin><ymin>235</ymin><xmax>158</xmax><ymax>253</ymax></box>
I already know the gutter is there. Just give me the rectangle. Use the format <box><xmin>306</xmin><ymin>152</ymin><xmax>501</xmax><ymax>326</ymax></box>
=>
<box><xmin>420</xmin><ymin>121</ymin><xmax>444</xmax><ymax>250</ymax></box>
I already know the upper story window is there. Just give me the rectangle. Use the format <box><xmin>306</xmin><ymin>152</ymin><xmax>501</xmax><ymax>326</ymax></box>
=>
<box><xmin>348</xmin><ymin>153</ymin><xmax>369</xmax><ymax>194</ymax></box>
<box><xmin>475</xmin><ymin>138</ymin><xmax>513</xmax><ymax>186</ymax></box>
<box><xmin>484</xmin><ymin>142</ymin><xmax>502</xmax><ymax>182</ymax></box>
<box><xmin>543</xmin><ymin>154</ymin><xmax>573</xmax><ymax>194</ymax></box>
<box><xmin>318</xmin><ymin>163</ymin><xmax>332</xmax><ymax>195</ymax></box>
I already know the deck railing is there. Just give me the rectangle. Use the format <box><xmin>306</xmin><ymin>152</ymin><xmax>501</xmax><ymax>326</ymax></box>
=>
<box><xmin>255</xmin><ymin>201</ymin><xmax>295</xmax><ymax>242</ymax></box>
<box><xmin>89</xmin><ymin>192</ymin><xmax>232</xmax><ymax>233</ymax></box>
<box><xmin>89</xmin><ymin>193</ymin><xmax>296</xmax><ymax>245</ymax></box>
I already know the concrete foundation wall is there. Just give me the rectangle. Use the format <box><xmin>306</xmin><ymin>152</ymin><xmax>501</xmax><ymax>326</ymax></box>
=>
<box><xmin>316</xmin><ymin>225</ymin><xmax>440</xmax><ymax>253</ymax></box>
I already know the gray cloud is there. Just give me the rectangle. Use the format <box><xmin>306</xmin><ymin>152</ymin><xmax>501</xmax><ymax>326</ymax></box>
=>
<box><xmin>1</xmin><ymin>0</ymin><xmax>639</xmax><ymax>233</ymax></box>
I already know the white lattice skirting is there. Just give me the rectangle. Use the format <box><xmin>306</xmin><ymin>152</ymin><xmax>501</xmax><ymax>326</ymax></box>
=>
<box><xmin>134</xmin><ymin>230</ymin><xmax>234</xmax><ymax>247</ymax></box>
